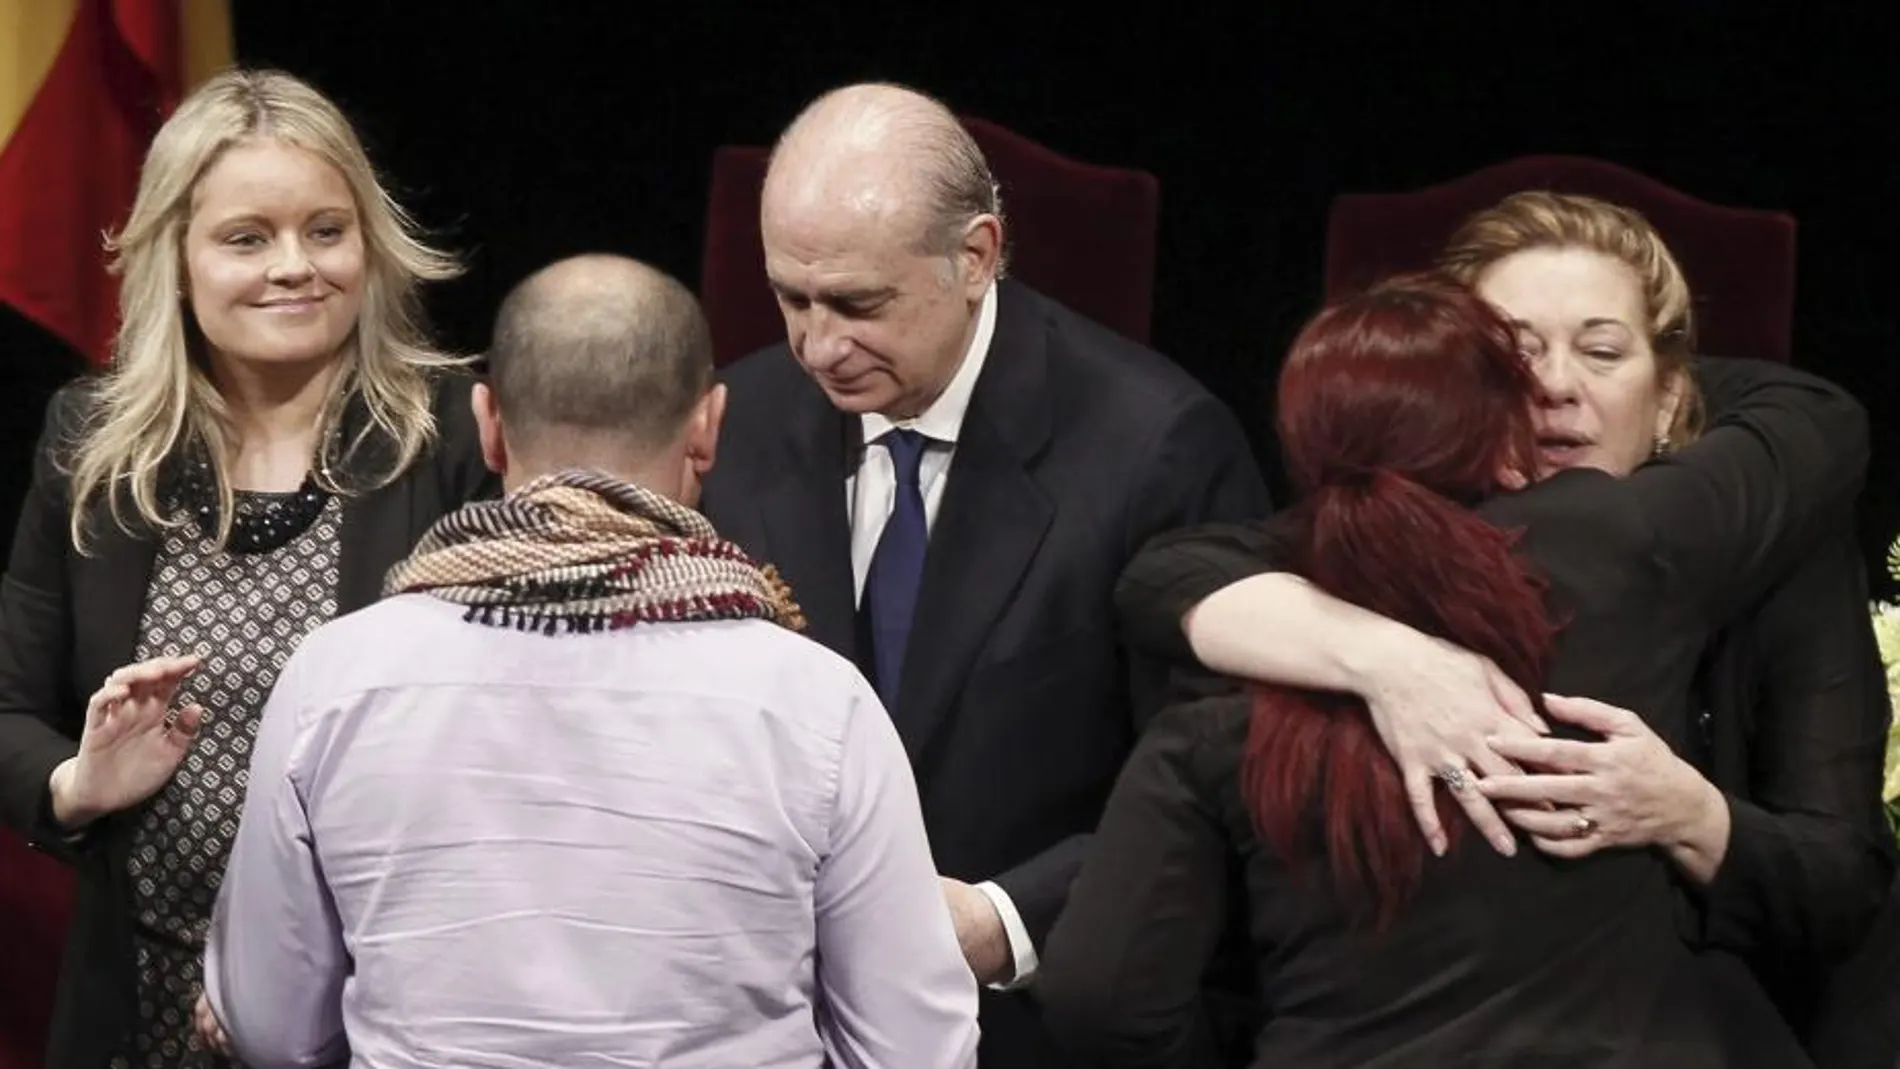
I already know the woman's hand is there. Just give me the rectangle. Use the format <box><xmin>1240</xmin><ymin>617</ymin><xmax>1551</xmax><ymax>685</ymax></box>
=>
<box><xmin>1354</xmin><ymin>632</ymin><xmax>1547</xmax><ymax>858</ymax></box>
<box><xmin>48</xmin><ymin>654</ymin><xmax>204</xmax><ymax>828</ymax></box>
<box><xmin>1477</xmin><ymin>694</ymin><xmax>1732</xmax><ymax>882</ymax></box>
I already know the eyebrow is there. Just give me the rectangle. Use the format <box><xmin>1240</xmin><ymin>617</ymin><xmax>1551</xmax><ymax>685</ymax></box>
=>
<box><xmin>769</xmin><ymin>281</ymin><xmax>897</xmax><ymax>305</ymax></box>
<box><xmin>207</xmin><ymin>206</ymin><xmax>356</xmax><ymax>229</ymax></box>
<box><xmin>1505</xmin><ymin>316</ymin><xmax>1634</xmax><ymax>332</ymax></box>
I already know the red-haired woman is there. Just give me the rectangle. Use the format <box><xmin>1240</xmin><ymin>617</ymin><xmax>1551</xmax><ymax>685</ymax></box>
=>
<box><xmin>1034</xmin><ymin>275</ymin><xmax>1866</xmax><ymax>1068</ymax></box>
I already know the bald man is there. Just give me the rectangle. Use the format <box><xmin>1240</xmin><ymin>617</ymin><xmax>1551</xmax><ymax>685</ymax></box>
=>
<box><xmin>701</xmin><ymin>85</ymin><xmax>1271</xmax><ymax>1068</ymax></box>
<box><xmin>206</xmin><ymin>256</ymin><xmax>980</xmax><ymax>1069</ymax></box>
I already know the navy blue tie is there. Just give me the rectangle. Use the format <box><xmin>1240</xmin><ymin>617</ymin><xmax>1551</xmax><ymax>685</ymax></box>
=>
<box><xmin>864</xmin><ymin>429</ymin><xmax>930</xmax><ymax>709</ymax></box>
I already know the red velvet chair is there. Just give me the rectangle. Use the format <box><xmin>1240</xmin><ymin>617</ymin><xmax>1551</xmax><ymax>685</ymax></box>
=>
<box><xmin>700</xmin><ymin>116</ymin><xmax>1161</xmax><ymax>366</ymax></box>
<box><xmin>1324</xmin><ymin>155</ymin><xmax>1797</xmax><ymax>363</ymax></box>
<box><xmin>0</xmin><ymin>832</ymin><xmax>70</xmax><ymax>1069</ymax></box>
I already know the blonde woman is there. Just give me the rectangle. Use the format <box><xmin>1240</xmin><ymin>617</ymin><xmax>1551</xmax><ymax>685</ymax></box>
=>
<box><xmin>0</xmin><ymin>69</ymin><xmax>492</xmax><ymax>1067</ymax></box>
<box><xmin>1111</xmin><ymin>192</ymin><xmax>1894</xmax><ymax>1066</ymax></box>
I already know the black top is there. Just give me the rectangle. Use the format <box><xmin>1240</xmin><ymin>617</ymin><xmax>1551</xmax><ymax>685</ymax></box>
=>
<box><xmin>0</xmin><ymin>373</ymin><xmax>495</xmax><ymax>1068</ymax></box>
<box><xmin>1105</xmin><ymin>357</ymin><xmax>1897</xmax><ymax>1021</ymax></box>
<box><xmin>1037</xmin><ymin>357</ymin><xmax>1868</xmax><ymax>1068</ymax></box>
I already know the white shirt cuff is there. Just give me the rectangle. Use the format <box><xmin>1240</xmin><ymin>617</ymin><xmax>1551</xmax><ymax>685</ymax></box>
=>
<box><xmin>974</xmin><ymin>880</ymin><xmax>1038</xmax><ymax>989</ymax></box>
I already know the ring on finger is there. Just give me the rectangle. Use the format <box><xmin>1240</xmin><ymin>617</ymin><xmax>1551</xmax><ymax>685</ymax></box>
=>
<box><xmin>1433</xmin><ymin>763</ymin><xmax>1475</xmax><ymax>793</ymax></box>
<box><xmin>1571</xmin><ymin>812</ymin><xmax>1598</xmax><ymax>838</ymax></box>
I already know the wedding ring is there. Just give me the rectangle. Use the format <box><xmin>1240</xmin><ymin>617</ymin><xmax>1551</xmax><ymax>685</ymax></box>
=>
<box><xmin>1572</xmin><ymin>813</ymin><xmax>1598</xmax><ymax>837</ymax></box>
<box><xmin>1434</xmin><ymin>764</ymin><xmax>1474</xmax><ymax>793</ymax></box>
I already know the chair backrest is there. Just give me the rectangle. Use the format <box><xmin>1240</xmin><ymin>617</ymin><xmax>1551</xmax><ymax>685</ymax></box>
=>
<box><xmin>0</xmin><ymin>832</ymin><xmax>70</xmax><ymax>1068</ymax></box>
<box><xmin>699</xmin><ymin>116</ymin><xmax>1162</xmax><ymax>366</ymax></box>
<box><xmin>1324</xmin><ymin>155</ymin><xmax>1796</xmax><ymax>363</ymax></box>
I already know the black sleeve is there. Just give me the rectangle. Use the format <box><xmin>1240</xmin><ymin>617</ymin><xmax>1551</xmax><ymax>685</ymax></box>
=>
<box><xmin>1114</xmin><ymin>521</ymin><xmax>1292</xmax><ymax>667</ymax></box>
<box><xmin>1627</xmin><ymin>357</ymin><xmax>1868</xmax><ymax>624</ymax></box>
<box><xmin>0</xmin><ymin>387</ymin><xmax>88</xmax><ymax>852</ymax></box>
<box><xmin>1037</xmin><ymin>704</ymin><xmax>1235</xmax><ymax>1068</ymax></box>
<box><xmin>1696</xmin><ymin>531</ymin><xmax>1897</xmax><ymax>959</ymax></box>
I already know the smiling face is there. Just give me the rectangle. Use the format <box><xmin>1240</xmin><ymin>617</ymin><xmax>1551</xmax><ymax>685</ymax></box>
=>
<box><xmin>1475</xmin><ymin>246</ymin><xmax>1683</xmax><ymax>478</ymax></box>
<box><xmin>182</xmin><ymin>138</ymin><xmax>366</xmax><ymax>374</ymax></box>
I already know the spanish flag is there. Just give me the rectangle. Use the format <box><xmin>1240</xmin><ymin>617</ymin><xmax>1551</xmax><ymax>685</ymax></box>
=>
<box><xmin>0</xmin><ymin>0</ymin><xmax>232</xmax><ymax>366</ymax></box>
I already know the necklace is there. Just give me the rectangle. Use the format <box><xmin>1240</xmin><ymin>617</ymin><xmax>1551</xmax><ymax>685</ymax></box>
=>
<box><xmin>171</xmin><ymin>438</ymin><xmax>336</xmax><ymax>555</ymax></box>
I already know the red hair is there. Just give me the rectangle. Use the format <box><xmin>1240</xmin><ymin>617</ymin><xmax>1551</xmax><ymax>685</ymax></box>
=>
<box><xmin>1242</xmin><ymin>274</ymin><xmax>1556</xmax><ymax>927</ymax></box>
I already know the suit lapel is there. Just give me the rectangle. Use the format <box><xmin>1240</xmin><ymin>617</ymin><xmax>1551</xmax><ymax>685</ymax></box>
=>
<box><xmin>891</xmin><ymin>286</ymin><xmax>1055</xmax><ymax>757</ymax></box>
<box><xmin>758</xmin><ymin>387</ymin><xmax>860</xmax><ymax>660</ymax></box>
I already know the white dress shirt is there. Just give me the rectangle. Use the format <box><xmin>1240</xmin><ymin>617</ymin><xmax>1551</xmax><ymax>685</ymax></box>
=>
<box><xmin>843</xmin><ymin>283</ymin><xmax>1038</xmax><ymax>988</ymax></box>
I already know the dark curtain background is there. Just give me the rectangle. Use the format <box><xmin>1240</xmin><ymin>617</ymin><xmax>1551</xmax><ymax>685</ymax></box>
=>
<box><xmin>4</xmin><ymin>1</ymin><xmax>1895</xmax><ymax>592</ymax></box>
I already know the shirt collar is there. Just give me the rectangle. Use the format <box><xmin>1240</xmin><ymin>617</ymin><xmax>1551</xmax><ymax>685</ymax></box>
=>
<box><xmin>862</xmin><ymin>281</ymin><xmax>998</xmax><ymax>448</ymax></box>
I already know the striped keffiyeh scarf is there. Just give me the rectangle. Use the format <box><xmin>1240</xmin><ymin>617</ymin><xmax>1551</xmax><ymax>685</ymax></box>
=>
<box><xmin>384</xmin><ymin>469</ymin><xmax>804</xmax><ymax>635</ymax></box>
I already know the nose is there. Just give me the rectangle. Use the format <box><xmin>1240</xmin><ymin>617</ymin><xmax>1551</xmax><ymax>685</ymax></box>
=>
<box><xmin>1533</xmin><ymin>348</ymin><xmax>1580</xmax><ymax>406</ymax></box>
<box><xmin>266</xmin><ymin>238</ymin><xmax>315</xmax><ymax>285</ymax></box>
<box><xmin>796</xmin><ymin>307</ymin><xmax>853</xmax><ymax>372</ymax></box>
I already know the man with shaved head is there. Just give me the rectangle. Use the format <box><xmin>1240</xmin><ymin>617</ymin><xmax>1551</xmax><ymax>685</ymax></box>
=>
<box><xmin>207</xmin><ymin>254</ymin><xmax>979</xmax><ymax>1068</ymax></box>
<box><xmin>702</xmin><ymin>85</ymin><xmax>1271</xmax><ymax>1068</ymax></box>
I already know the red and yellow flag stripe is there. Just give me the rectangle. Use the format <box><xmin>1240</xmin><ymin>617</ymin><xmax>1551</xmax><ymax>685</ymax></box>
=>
<box><xmin>0</xmin><ymin>0</ymin><xmax>231</xmax><ymax>364</ymax></box>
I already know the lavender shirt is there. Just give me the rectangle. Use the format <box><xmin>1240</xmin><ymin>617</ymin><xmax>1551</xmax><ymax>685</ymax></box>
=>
<box><xmin>205</xmin><ymin>594</ymin><xmax>978</xmax><ymax>1069</ymax></box>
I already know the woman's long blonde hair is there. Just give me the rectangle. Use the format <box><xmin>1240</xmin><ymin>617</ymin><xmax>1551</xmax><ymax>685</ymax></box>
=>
<box><xmin>69</xmin><ymin>67</ymin><xmax>464</xmax><ymax>551</ymax></box>
<box><xmin>1438</xmin><ymin>190</ymin><xmax>1704</xmax><ymax>446</ymax></box>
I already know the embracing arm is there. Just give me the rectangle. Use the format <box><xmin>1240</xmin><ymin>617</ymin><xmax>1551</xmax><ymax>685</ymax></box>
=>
<box><xmin>1634</xmin><ymin>357</ymin><xmax>1868</xmax><ymax>622</ymax></box>
<box><xmin>1483</xmin><ymin>360</ymin><xmax>1877</xmax><ymax>898</ymax></box>
<box><xmin>1117</xmin><ymin>525</ymin><xmax>1545</xmax><ymax>855</ymax></box>
<box><xmin>1037</xmin><ymin>705</ymin><xmax>1234</xmax><ymax>1068</ymax></box>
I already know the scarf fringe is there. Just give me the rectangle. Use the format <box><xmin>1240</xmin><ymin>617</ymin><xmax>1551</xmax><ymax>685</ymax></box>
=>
<box><xmin>388</xmin><ymin>470</ymin><xmax>805</xmax><ymax>636</ymax></box>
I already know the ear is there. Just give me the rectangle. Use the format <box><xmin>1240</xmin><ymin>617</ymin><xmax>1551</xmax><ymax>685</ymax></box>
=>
<box><xmin>685</xmin><ymin>383</ymin><xmax>727</xmax><ymax>478</ymax></box>
<box><xmin>470</xmin><ymin>382</ymin><xmax>508</xmax><ymax>476</ymax></box>
<box><xmin>1653</xmin><ymin>367</ymin><xmax>1689</xmax><ymax>443</ymax></box>
<box><xmin>957</xmin><ymin>213</ymin><xmax>1004</xmax><ymax>299</ymax></box>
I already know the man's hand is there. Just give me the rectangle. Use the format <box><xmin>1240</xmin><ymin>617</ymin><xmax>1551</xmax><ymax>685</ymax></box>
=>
<box><xmin>1353</xmin><ymin>632</ymin><xmax>1546</xmax><ymax>858</ymax></box>
<box><xmin>940</xmin><ymin>877</ymin><xmax>1012</xmax><ymax>985</ymax></box>
<box><xmin>193</xmin><ymin>991</ymin><xmax>232</xmax><ymax>1057</ymax></box>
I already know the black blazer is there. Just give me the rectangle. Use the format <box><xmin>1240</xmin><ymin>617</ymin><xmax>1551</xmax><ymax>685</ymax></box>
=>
<box><xmin>700</xmin><ymin>281</ymin><xmax>1273</xmax><ymax>1069</ymax></box>
<box><xmin>0</xmin><ymin>374</ymin><xmax>493</xmax><ymax>1068</ymax></box>
<box><xmin>1039</xmin><ymin>356</ymin><xmax>1869</xmax><ymax>1068</ymax></box>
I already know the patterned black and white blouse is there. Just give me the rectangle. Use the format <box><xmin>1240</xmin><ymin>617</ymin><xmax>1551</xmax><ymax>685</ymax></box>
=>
<box><xmin>110</xmin><ymin>492</ymin><xmax>342</xmax><ymax>1069</ymax></box>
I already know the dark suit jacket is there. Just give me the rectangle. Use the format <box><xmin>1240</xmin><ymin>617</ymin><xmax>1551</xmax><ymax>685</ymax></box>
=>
<box><xmin>1110</xmin><ymin>358</ymin><xmax>1895</xmax><ymax>1068</ymax></box>
<box><xmin>700</xmin><ymin>280</ymin><xmax>1272</xmax><ymax>1069</ymax></box>
<box><xmin>1043</xmin><ymin>355</ymin><xmax>1869</xmax><ymax>1068</ymax></box>
<box><xmin>0</xmin><ymin>374</ymin><xmax>493</xmax><ymax>1068</ymax></box>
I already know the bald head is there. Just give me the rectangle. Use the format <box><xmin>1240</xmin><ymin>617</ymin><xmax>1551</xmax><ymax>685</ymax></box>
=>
<box><xmin>485</xmin><ymin>254</ymin><xmax>713</xmax><ymax>457</ymax></box>
<box><xmin>765</xmin><ymin>83</ymin><xmax>1002</xmax><ymax>258</ymax></box>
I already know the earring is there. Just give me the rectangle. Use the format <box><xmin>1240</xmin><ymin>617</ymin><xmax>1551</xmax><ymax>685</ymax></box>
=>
<box><xmin>1651</xmin><ymin>433</ymin><xmax>1673</xmax><ymax>458</ymax></box>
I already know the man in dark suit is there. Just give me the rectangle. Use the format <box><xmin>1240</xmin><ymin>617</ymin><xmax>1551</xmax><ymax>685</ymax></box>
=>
<box><xmin>699</xmin><ymin>82</ymin><xmax>1272</xmax><ymax>1068</ymax></box>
